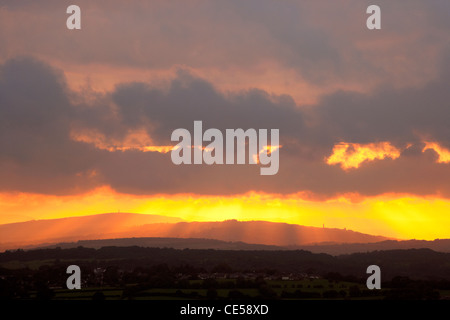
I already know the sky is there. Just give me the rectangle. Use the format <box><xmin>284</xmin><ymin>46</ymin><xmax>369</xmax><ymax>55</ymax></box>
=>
<box><xmin>0</xmin><ymin>0</ymin><xmax>450</xmax><ymax>240</ymax></box>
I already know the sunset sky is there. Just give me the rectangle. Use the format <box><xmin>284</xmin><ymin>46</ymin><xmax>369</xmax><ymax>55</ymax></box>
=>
<box><xmin>1</xmin><ymin>1</ymin><xmax>450</xmax><ymax>240</ymax></box>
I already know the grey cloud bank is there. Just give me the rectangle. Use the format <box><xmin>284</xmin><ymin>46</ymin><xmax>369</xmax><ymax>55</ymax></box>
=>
<box><xmin>1</xmin><ymin>56</ymin><xmax>450</xmax><ymax>197</ymax></box>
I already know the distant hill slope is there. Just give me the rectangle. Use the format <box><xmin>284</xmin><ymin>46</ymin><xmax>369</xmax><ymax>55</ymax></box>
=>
<box><xmin>117</xmin><ymin>220</ymin><xmax>391</xmax><ymax>246</ymax></box>
<box><xmin>293</xmin><ymin>239</ymin><xmax>450</xmax><ymax>255</ymax></box>
<box><xmin>0</xmin><ymin>213</ymin><xmax>392</xmax><ymax>251</ymax></box>
<box><xmin>0</xmin><ymin>213</ymin><xmax>184</xmax><ymax>251</ymax></box>
<box><xmin>30</xmin><ymin>237</ymin><xmax>450</xmax><ymax>255</ymax></box>
<box><xmin>33</xmin><ymin>237</ymin><xmax>284</xmax><ymax>251</ymax></box>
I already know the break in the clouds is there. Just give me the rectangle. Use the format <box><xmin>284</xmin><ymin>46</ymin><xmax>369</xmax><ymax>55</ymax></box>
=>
<box><xmin>2</xmin><ymin>54</ymin><xmax>450</xmax><ymax>197</ymax></box>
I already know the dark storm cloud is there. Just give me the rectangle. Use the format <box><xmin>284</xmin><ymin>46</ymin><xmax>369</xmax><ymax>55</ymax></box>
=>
<box><xmin>309</xmin><ymin>53</ymin><xmax>450</xmax><ymax>149</ymax></box>
<box><xmin>2</xmin><ymin>56</ymin><xmax>450</xmax><ymax>197</ymax></box>
<box><xmin>0</xmin><ymin>57</ymin><xmax>103</xmax><ymax>193</ymax></box>
<box><xmin>111</xmin><ymin>70</ymin><xmax>301</xmax><ymax>144</ymax></box>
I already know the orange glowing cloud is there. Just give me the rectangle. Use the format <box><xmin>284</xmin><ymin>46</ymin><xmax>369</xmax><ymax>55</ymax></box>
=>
<box><xmin>252</xmin><ymin>145</ymin><xmax>282</xmax><ymax>164</ymax></box>
<box><xmin>326</xmin><ymin>142</ymin><xmax>401</xmax><ymax>170</ymax></box>
<box><xmin>70</xmin><ymin>128</ymin><xmax>173</xmax><ymax>153</ymax></box>
<box><xmin>422</xmin><ymin>142</ymin><xmax>450</xmax><ymax>163</ymax></box>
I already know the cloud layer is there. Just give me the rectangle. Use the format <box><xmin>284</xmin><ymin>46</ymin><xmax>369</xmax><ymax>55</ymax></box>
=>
<box><xmin>2</xmin><ymin>1</ymin><xmax>449</xmax><ymax>103</ymax></box>
<box><xmin>1</xmin><ymin>54</ymin><xmax>450</xmax><ymax>198</ymax></box>
<box><xmin>1</xmin><ymin>1</ymin><xmax>450</xmax><ymax>198</ymax></box>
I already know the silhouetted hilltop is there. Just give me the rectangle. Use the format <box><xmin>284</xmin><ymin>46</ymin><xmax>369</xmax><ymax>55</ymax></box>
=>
<box><xmin>0</xmin><ymin>213</ymin><xmax>183</xmax><ymax>250</ymax></box>
<box><xmin>33</xmin><ymin>237</ymin><xmax>283</xmax><ymax>251</ymax></box>
<box><xmin>292</xmin><ymin>239</ymin><xmax>450</xmax><ymax>255</ymax></box>
<box><xmin>30</xmin><ymin>237</ymin><xmax>450</xmax><ymax>255</ymax></box>
<box><xmin>0</xmin><ymin>214</ymin><xmax>391</xmax><ymax>251</ymax></box>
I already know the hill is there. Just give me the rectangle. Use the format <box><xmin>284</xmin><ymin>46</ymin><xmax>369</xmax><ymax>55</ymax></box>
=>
<box><xmin>293</xmin><ymin>239</ymin><xmax>450</xmax><ymax>255</ymax></box>
<box><xmin>0</xmin><ymin>213</ymin><xmax>391</xmax><ymax>251</ymax></box>
<box><xmin>32</xmin><ymin>237</ymin><xmax>283</xmax><ymax>251</ymax></box>
<box><xmin>29</xmin><ymin>237</ymin><xmax>450</xmax><ymax>255</ymax></box>
<box><xmin>0</xmin><ymin>213</ymin><xmax>183</xmax><ymax>251</ymax></box>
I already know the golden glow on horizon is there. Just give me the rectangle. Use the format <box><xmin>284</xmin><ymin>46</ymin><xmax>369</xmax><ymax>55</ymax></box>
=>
<box><xmin>423</xmin><ymin>142</ymin><xmax>450</xmax><ymax>163</ymax></box>
<box><xmin>326</xmin><ymin>142</ymin><xmax>401</xmax><ymax>170</ymax></box>
<box><xmin>0</xmin><ymin>187</ymin><xmax>449</xmax><ymax>241</ymax></box>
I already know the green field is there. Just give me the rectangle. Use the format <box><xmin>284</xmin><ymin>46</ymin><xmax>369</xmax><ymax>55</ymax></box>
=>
<box><xmin>25</xmin><ymin>278</ymin><xmax>385</xmax><ymax>300</ymax></box>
